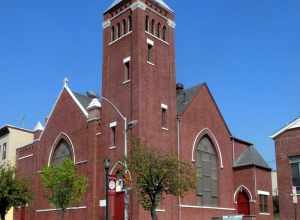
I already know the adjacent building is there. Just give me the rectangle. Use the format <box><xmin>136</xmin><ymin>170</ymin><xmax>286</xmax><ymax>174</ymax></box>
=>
<box><xmin>271</xmin><ymin>117</ymin><xmax>300</xmax><ymax>220</ymax></box>
<box><xmin>0</xmin><ymin>125</ymin><xmax>34</xmax><ymax>220</ymax></box>
<box><xmin>14</xmin><ymin>0</ymin><xmax>273</xmax><ymax>219</ymax></box>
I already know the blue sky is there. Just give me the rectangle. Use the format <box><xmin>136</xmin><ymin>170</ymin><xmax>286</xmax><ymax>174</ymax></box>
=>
<box><xmin>1</xmin><ymin>0</ymin><xmax>300</xmax><ymax>169</ymax></box>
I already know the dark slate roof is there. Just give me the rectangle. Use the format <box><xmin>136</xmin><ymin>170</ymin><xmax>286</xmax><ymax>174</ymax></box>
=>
<box><xmin>234</xmin><ymin>145</ymin><xmax>271</xmax><ymax>170</ymax></box>
<box><xmin>73</xmin><ymin>92</ymin><xmax>94</xmax><ymax>110</ymax></box>
<box><xmin>176</xmin><ymin>84</ymin><xmax>204</xmax><ymax>114</ymax></box>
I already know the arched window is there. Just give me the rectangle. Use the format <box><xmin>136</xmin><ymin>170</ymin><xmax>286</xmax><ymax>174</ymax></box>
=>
<box><xmin>150</xmin><ymin>19</ymin><xmax>155</xmax><ymax>34</ymax></box>
<box><xmin>111</xmin><ymin>26</ymin><xmax>116</xmax><ymax>41</ymax></box>
<box><xmin>196</xmin><ymin>136</ymin><xmax>218</xmax><ymax>206</ymax></box>
<box><xmin>122</xmin><ymin>19</ymin><xmax>127</xmax><ymax>34</ymax></box>
<box><xmin>128</xmin><ymin>15</ymin><xmax>132</xmax><ymax>31</ymax></box>
<box><xmin>51</xmin><ymin>139</ymin><xmax>73</xmax><ymax>165</ymax></box>
<box><xmin>145</xmin><ymin>15</ymin><xmax>149</xmax><ymax>31</ymax></box>
<box><xmin>117</xmin><ymin>23</ymin><xmax>121</xmax><ymax>38</ymax></box>
<box><xmin>162</xmin><ymin>26</ymin><xmax>167</xmax><ymax>41</ymax></box>
<box><xmin>156</xmin><ymin>23</ymin><xmax>161</xmax><ymax>38</ymax></box>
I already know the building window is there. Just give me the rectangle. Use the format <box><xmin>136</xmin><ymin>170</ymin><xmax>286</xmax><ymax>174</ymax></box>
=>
<box><xmin>151</xmin><ymin>19</ymin><xmax>155</xmax><ymax>34</ymax></box>
<box><xmin>259</xmin><ymin>195</ymin><xmax>268</xmax><ymax>213</ymax></box>
<box><xmin>196</xmin><ymin>136</ymin><xmax>218</xmax><ymax>206</ymax></box>
<box><xmin>117</xmin><ymin>23</ymin><xmax>121</xmax><ymax>38</ymax></box>
<box><xmin>51</xmin><ymin>140</ymin><xmax>73</xmax><ymax>165</ymax></box>
<box><xmin>290</xmin><ymin>156</ymin><xmax>300</xmax><ymax>193</ymax></box>
<box><xmin>156</xmin><ymin>23</ymin><xmax>161</xmax><ymax>38</ymax></box>
<box><xmin>128</xmin><ymin>15</ymin><xmax>132</xmax><ymax>31</ymax></box>
<box><xmin>123</xmin><ymin>57</ymin><xmax>131</xmax><ymax>82</ymax></box>
<box><xmin>111</xmin><ymin>26</ymin><xmax>116</xmax><ymax>41</ymax></box>
<box><xmin>161</xmin><ymin>104</ymin><xmax>168</xmax><ymax>128</ymax></box>
<box><xmin>122</xmin><ymin>19</ymin><xmax>127</xmax><ymax>34</ymax></box>
<box><xmin>2</xmin><ymin>143</ymin><xmax>7</xmax><ymax>160</ymax></box>
<box><xmin>145</xmin><ymin>15</ymin><xmax>149</xmax><ymax>31</ymax></box>
<box><xmin>110</xmin><ymin>122</ymin><xmax>117</xmax><ymax>147</ymax></box>
<box><xmin>147</xmin><ymin>39</ymin><xmax>154</xmax><ymax>63</ymax></box>
<box><xmin>162</xmin><ymin>26</ymin><xmax>167</xmax><ymax>41</ymax></box>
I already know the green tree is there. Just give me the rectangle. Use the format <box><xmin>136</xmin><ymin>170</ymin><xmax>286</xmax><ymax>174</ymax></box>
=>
<box><xmin>127</xmin><ymin>139</ymin><xmax>196</xmax><ymax>220</ymax></box>
<box><xmin>41</xmin><ymin>159</ymin><xmax>87</xmax><ymax>220</ymax></box>
<box><xmin>0</xmin><ymin>163</ymin><xmax>32</xmax><ymax>220</ymax></box>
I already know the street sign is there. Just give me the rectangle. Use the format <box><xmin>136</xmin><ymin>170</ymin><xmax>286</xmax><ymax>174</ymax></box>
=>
<box><xmin>292</xmin><ymin>186</ymin><xmax>298</xmax><ymax>204</ymax></box>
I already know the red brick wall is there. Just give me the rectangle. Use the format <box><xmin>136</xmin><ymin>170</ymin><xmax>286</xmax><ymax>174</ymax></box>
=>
<box><xmin>275</xmin><ymin>128</ymin><xmax>300</xmax><ymax>220</ymax></box>
<box><xmin>178</xmin><ymin>84</ymin><xmax>237</xmax><ymax>218</ymax></box>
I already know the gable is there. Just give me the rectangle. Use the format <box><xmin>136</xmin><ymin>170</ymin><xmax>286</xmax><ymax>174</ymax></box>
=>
<box><xmin>178</xmin><ymin>83</ymin><xmax>232</xmax><ymax>137</ymax></box>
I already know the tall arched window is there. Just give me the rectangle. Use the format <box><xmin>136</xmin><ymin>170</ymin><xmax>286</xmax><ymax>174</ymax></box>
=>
<box><xmin>156</xmin><ymin>23</ymin><xmax>161</xmax><ymax>38</ymax></box>
<box><xmin>111</xmin><ymin>26</ymin><xmax>116</xmax><ymax>41</ymax></box>
<box><xmin>145</xmin><ymin>15</ymin><xmax>149</xmax><ymax>31</ymax></box>
<box><xmin>117</xmin><ymin>23</ymin><xmax>121</xmax><ymax>38</ymax></box>
<box><xmin>162</xmin><ymin>26</ymin><xmax>167</xmax><ymax>41</ymax></box>
<box><xmin>51</xmin><ymin>139</ymin><xmax>73</xmax><ymax>165</ymax></box>
<box><xmin>128</xmin><ymin>15</ymin><xmax>132</xmax><ymax>31</ymax></box>
<box><xmin>151</xmin><ymin>19</ymin><xmax>155</xmax><ymax>34</ymax></box>
<box><xmin>196</xmin><ymin>136</ymin><xmax>218</xmax><ymax>206</ymax></box>
<box><xmin>122</xmin><ymin>19</ymin><xmax>127</xmax><ymax>34</ymax></box>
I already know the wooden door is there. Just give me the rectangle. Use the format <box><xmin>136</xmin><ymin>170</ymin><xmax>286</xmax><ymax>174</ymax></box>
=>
<box><xmin>114</xmin><ymin>192</ymin><xmax>125</xmax><ymax>220</ymax></box>
<box><xmin>237</xmin><ymin>191</ymin><xmax>250</xmax><ymax>215</ymax></box>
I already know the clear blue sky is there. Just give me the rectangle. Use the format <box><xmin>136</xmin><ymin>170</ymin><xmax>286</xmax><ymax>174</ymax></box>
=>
<box><xmin>1</xmin><ymin>0</ymin><xmax>300</xmax><ymax>169</ymax></box>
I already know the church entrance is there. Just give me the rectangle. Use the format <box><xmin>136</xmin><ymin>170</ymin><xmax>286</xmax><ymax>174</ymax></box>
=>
<box><xmin>237</xmin><ymin>191</ymin><xmax>250</xmax><ymax>215</ymax></box>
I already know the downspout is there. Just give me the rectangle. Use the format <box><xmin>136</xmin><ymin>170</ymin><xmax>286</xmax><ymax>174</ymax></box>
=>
<box><xmin>176</xmin><ymin>115</ymin><xmax>182</xmax><ymax>220</ymax></box>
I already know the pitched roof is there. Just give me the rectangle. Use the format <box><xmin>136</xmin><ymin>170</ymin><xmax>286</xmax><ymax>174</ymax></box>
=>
<box><xmin>271</xmin><ymin>117</ymin><xmax>300</xmax><ymax>139</ymax></box>
<box><xmin>234</xmin><ymin>145</ymin><xmax>271</xmax><ymax>170</ymax></box>
<box><xmin>73</xmin><ymin>92</ymin><xmax>95</xmax><ymax>110</ymax></box>
<box><xmin>106</xmin><ymin>0</ymin><xmax>173</xmax><ymax>13</ymax></box>
<box><xmin>176</xmin><ymin>84</ymin><xmax>204</xmax><ymax>114</ymax></box>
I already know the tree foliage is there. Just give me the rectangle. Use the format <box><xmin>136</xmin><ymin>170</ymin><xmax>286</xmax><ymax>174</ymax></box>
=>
<box><xmin>127</xmin><ymin>139</ymin><xmax>196</xmax><ymax>220</ymax></box>
<box><xmin>0</xmin><ymin>163</ymin><xmax>32</xmax><ymax>220</ymax></box>
<box><xmin>41</xmin><ymin>159</ymin><xmax>87</xmax><ymax>220</ymax></box>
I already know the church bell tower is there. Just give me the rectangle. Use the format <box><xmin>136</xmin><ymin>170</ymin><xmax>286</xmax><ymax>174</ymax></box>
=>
<box><xmin>101</xmin><ymin>0</ymin><xmax>178</xmax><ymax>218</ymax></box>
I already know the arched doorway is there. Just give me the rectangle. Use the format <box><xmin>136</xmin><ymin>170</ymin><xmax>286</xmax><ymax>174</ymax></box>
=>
<box><xmin>237</xmin><ymin>190</ymin><xmax>250</xmax><ymax>215</ymax></box>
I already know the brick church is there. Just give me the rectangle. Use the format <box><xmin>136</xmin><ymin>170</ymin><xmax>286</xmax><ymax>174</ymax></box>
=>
<box><xmin>15</xmin><ymin>0</ymin><xmax>273</xmax><ymax>219</ymax></box>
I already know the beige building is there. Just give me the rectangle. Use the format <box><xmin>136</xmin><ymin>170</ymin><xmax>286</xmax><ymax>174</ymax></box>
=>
<box><xmin>0</xmin><ymin>125</ymin><xmax>35</xmax><ymax>220</ymax></box>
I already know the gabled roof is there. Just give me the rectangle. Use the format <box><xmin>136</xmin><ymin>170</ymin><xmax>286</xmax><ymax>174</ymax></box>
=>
<box><xmin>176</xmin><ymin>84</ymin><xmax>204</xmax><ymax>114</ymax></box>
<box><xmin>271</xmin><ymin>117</ymin><xmax>300</xmax><ymax>139</ymax></box>
<box><xmin>73</xmin><ymin>92</ymin><xmax>94</xmax><ymax>111</ymax></box>
<box><xmin>233</xmin><ymin>145</ymin><xmax>271</xmax><ymax>170</ymax></box>
<box><xmin>105</xmin><ymin>0</ymin><xmax>173</xmax><ymax>13</ymax></box>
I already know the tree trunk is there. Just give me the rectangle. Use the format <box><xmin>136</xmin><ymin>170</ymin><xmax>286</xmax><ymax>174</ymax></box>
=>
<box><xmin>0</xmin><ymin>212</ymin><xmax>5</xmax><ymax>220</ymax></box>
<box><xmin>150</xmin><ymin>207</ymin><xmax>157</xmax><ymax>220</ymax></box>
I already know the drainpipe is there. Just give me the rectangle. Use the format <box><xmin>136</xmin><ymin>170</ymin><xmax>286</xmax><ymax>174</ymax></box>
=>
<box><xmin>176</xmin><ymin>115</ymin><xmax>182</xmax><ymax>220</ymax></box>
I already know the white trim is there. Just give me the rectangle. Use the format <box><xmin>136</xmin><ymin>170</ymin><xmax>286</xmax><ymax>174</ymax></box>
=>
<box><xmin>102</xmin><ymin>20</ymin><xmax>111</xmax><ymax>29</ymax></box>
<box><xmin>65</xmin><ymin>86</ymin><xmax>89</xmax><ymax>117</ymax></box>
<box><xmin>191</xmin><ymin>128</ymin><xmax>224</xmax><ymax>168</ymax></box>
<box><xmin>122</xmin><ymin>80</ymin><xmax>131</xmax><ymax>85</ymax></box>
<box><xmin>259</xmin><ymin>213</ymin><xmax>271</xmax><ymax>216</ymax></box>
<box><xmin>147</xmin><ymin>38</ymin><xmax>154</xmax><ymax>46</ymax></box>
<box><xmin>162</xmin><ymin>127</ymin><xmax>169</xmax><ymax>131</ymax></box>
<box><xmin>145</xmin><ymin>31</ymin><xmax>169</xmax><ymax>45</ymax></box>
<box><xmin>123</xmin><ymin>56</ymin><xmax>131</xmax><ymax>64</ymax></box>
<box><xmin>233</xmin><ymin>185</ymin><xmax>254</xmax><ymax>203</ymax></box>
<box><xmin>130</xmin><ymin>0</ymin><xmax>146</xmax><ymax>11</ymax></box>
<box><xmin>38</xmin><ymin>82</ymin><xmax>88</xmax><ymax>141</ymax></box>
<box><xmin>75</xmin><ymin>160</ymin><xmax>88</xmax><ymax>165</ymax></box>
<box><xmin>17</xmin><ymin>154</ymin><xmax>33</xmax><ymax>160</ymax></box>
<box><xmin>180</xmin><ymin>204</ymin><xmax>235</xmax><ymax>211</ymax></box>
<box><xmin>109</xmin><ymin>146</ymin><xmax>117</xmax><ymax>150</ymax></box>
<box><xmin>47</xmin><ymin>132</ymin><xmax>76</xmax><ymax>166</ymax></box>
<box><xmin>271</xmin><ymin>117</ymin><xmax>300</xmax><ymax>138</ymax></box>
<box><xmin>156</xmin><ymin>209</ymin><xmax>166</xmax><ymax>212</ymax></box>
<box><xmin>36</xmin><ymin>206</ymin><xmax>87</xmax><ymax>213</ymax></box>
<box><xmin>109</xmin><ymin>31</ymin><xmax>132</xmax><ymax>46</ymax></box>
<box><xmin>167</xmin><ymin>19</ymin><xmax>176</xmax><ymax>28</ymax></box>
<box><xmin>257</xmin><ymin>190</ymin><xmax>270</xmax><ymax>196</ymax></box>
<box><xmin>147</xmin><ymin>61</ymin><xmax>155</xmax><ymax>66</ymax></box>
<box><xmin>109</xmin><ymin>121</ymin><xmax>117</xmax><ymax>128</ymax></box>
<box><xmin>161</xmin><ymin>104</ymin><xmax>168</xmax><ymax>110</ymax></box>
